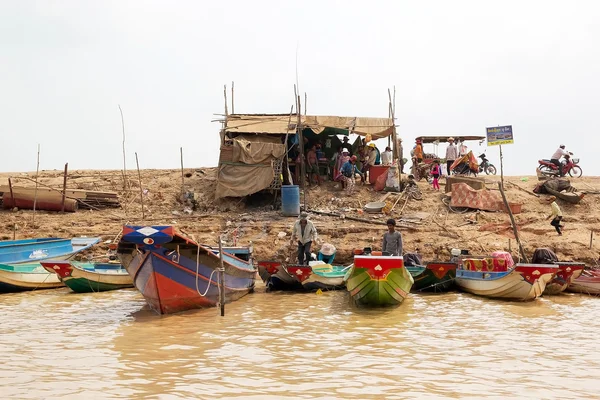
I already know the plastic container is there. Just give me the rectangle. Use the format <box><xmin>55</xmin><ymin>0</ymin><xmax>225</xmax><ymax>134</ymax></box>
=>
<box><xmin>369</xmin><ymin>165</ymin><xmax>390</xmax><ymax>184</ymax></box>
<box><xmin>281</xmin><ymin>185</ymin><xmax>300</xmax><ymax>216</ymax></box>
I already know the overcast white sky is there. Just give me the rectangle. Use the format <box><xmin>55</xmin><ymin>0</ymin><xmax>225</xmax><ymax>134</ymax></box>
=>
<box><xmin>1</xmin><ymin>0</ymin><xmax>598</xmax><ymax>175</ymax></box>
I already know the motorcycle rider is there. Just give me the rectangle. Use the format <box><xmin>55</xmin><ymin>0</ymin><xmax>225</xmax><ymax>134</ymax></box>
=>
<box><xmin>550</xmin><ymin>145</ymin><xmax>570</xmax><ymax>177</ymax></box>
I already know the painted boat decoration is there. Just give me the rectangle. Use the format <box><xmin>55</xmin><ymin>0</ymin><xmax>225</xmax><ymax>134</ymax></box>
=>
<box><xmin>257</xmin><ymin>261</ymin><xmax>303</xmax><ymax>291</ymax></box>
<box><xmin>0</xmin><ymin>237</ymin><xmax>100</xmax><ymax>265</ymax></box>
<box><xmin>117</xmin><ymin>226</ymin><xmax>256</xmax><ymax>315</ymax></box>
<box><xmin>285</xmin><ymin>264</ymin><xmax>349</xmax><ymax>291</ymax></box>
<box><xmin>345</xmin><ymin>252</ymin><xmax>414</xmax><ymax>307</ymax></box>
<box><xmin>40</xmin><ymin>261</ymin><xmax>133</xmax><ymax>293</ymax></box>
<box><xmin>455</xmin><ymin>257</ymin><xmax>558</xmax><ymax>300</ymax></box>
<box><xmin>406</xmin><ymin>262</ymin><xmax>457</xmax><ymax>292</ymax></box>
<box><xmin>544</xmin><ymin>262</ymin><xmax>586</xmax><ymax>295</ymax></box>
<box><xmin>567</xmin><ymin>269</ymin><xmax>600</xmax><ymax>295</ymax></box>
<box><xmin>0</xmin><ymin>262</ymin><xmax>64</xmax><ymax>292</ymax></box>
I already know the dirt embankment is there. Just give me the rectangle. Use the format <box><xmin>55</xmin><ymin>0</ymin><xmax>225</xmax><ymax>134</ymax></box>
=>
<box><xmin>1</xmin><ymin>168</ymin><xmax>599</xmax><ymax>266</ymax></box>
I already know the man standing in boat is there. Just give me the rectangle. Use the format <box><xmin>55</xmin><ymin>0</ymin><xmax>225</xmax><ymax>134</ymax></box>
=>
<box><xmin>290</xmin><ymin>212</ymin><xmax>318</xmax><ymax>265</ymax></box>
<box><xmin>382</xmin><ymin>219</ymin><xmax>403</xmax><ymax>256</ymax></box>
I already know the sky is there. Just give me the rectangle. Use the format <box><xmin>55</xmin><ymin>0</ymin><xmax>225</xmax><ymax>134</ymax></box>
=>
<box><xmin>1</xmin><ymin>0</ymin><xmax>598</xmax><ymax>176</ymax></box>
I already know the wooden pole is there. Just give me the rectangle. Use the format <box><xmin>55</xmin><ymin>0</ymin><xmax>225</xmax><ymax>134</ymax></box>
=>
<box><xmin>590</xmin><ymin>230</ymin><xmax>594</xmax><ymax>250</ymax></box>
<box><xmin>8</xmin><ymin>178</ymin><xmax>14</xmax><ymax>209</ymax></box>
<box><xmin>499</xmin><ymin>144</ymin><xmax>504</xmax><ymax>190</ymax></box>
<box><xmin>13</xmin><ymin>223</ymin><xmax>16</xmax><ymax>240</ymax></box>
<box><xmin>231</xmin><ymin>81</ymin><xmax>235</xmax><ymax>114</ymax></box>
<box><xmin>118</xmin><ymin>105</ymin><xmax>127</xmax><ymax>191</ymax></box>
<box><xmin>180</xmin><ymin>147</ymin><xmax>185</xmax><ymax>200</ymax></box>
<box><xmin>32</xmin><ymin>144</ymin><xmax>40</xmax><ymax>224</ymax></box>
<box><xmin>295</xmin><ymin>85</ymin><xmax>305</xmax><ymax>194</ymax></box>
<box><xmin>135</xmin><ymin>153</ymin><xmax>145</xmax><ymax>221</ymax></box>
<box><xmin>282</xmin><ymin>105</ymin><xmax>294</xmax><ymax>186</ymax></box>
<box><xmin>218</xmin><ymin>236</ymin><xmax>226</xmax><ymax>317</ymax></box>
<box><xmin>498</xmin><ymin>182</ymin><xmax>527</xmax><ymax>262</ymax></box>
<box><xmin>224</xmin><ymin>84</ymin><xmax>228</xmax><ymax>116</ymax></box>
<box><xmin>304</xmin><ymin>92</ymin><xmax>307</xmax><ymax>117</ymax></box>
<box><xmin>61</xmin><ymin>163</ymin><xmax>68</xmax><ymax>213</ymax></box>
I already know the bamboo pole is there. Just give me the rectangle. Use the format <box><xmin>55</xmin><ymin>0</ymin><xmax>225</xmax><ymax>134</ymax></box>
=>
<box><xmin>32</xmin><ymin>144</ymin><xmax>40</xmax><ymax>224</ymax></box>
<box><xmin>304</xmin><ymin>92</ymin><xmax>307</xmax><ymax>117</ymax></box>
<box><xmin>61</xmin><ymin>163</ymin><xmax>68</xmax><ymax>213</ymax></box>
<box><xmin>590</xmin><ymin>230</ymin><xmax>594</xmax><ymax>250</ymax></box>
<box><xmin>180</xmin><ymin>147</ymin><xmax>185</xmax><ymax>200</ymax></box>
<box><xmin>499</xmin><ymin>144</ymin><xmax>504</xmax><ymax>190</ymax></box>
<box><xmin>224</xmin><ymin>84</ymin><xmax>228</xmax><ymax>116</ymax></box>
<box><xmin>218</xmin><ymin>236</ymin><xmax>226</xmax><ymax>317</ymax></box>
<box><xmin>135</xmin><ymin>153</ymin><xmax>145</xmax><ymax>221</ymax></box>
<box><xmin>294</xmin><ymin>85</ymin><xmax>305</xmax><ymax>196</ymax></box>
<box><xmin>13</xmin><ymin>223</ymin><xmax>16</xmax><ymax>240</ymax></box>
<box><xmin>498</xmin><ymin>182</ymin><xmax>527</xmax><ymax>262</ymax></box>
<box><xmin>118</xmin><ymin>105</ymin><xmax>127</xmax><ymax>191</ymax></box>
<box><xmin>231</xmin><ymin>81</ymin><xmax>235</xmax><ymax>114</ymax></box>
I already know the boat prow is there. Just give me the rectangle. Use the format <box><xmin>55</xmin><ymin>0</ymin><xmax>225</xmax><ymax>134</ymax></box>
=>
<box><xmin>345</xmin><ymin>253</ymin><xmax>413</xmax><ymax>307</ymax></box>
<box><xmin>41</xmin><ymin>261</ymin><xmax>133</xmax><ymax>293</ymax></box>
<box><xmin>544</xmin><ymin>262</ymin><xmax>586</xmax><ymax>295</ymax></box>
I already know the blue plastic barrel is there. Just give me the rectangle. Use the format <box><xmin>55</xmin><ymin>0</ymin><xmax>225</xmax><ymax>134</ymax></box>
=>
<box><xmin>281</xmin><ymin>185</ymin><xmax>300</xmax><ymax>216</ymax></box>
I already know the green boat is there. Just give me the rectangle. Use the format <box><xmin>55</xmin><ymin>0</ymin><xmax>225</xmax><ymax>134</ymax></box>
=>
<box><xmin>406</xmin><ymin>262</ymin><xmax>457</xmax><ymax>292</ymax></box>
<box><xmin>345</xmin><ymin>254</ymin><xmax>413</xmax><ymax>307</ymax></box>
<box><xmin>41</xmin><ymin>261</ymin><xmax>132</xmax><ymax>293</ymax></box>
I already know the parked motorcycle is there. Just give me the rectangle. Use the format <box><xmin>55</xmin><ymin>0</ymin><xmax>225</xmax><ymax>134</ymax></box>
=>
<box><xmin>537</xmin><ymin>154</ymin><xmax>582</xmax><ymax>178</ymax></box>
<box><xmin>478</xmin><ymin>153</ymin><xmax>497</xmax><ymax>175</ymax></box>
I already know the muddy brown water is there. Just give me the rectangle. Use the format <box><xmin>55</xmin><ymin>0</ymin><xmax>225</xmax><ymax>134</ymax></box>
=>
<box><xmin>1</xmin><ymin>286</ymin><xmax>599</xmax><ymax>399</ymax></box>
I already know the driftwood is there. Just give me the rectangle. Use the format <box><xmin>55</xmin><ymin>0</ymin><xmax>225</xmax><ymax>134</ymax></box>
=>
<box><xmin>308</xmin><ymin>209</ymin><xmax>418</xmax><ymax>230</ymax></box>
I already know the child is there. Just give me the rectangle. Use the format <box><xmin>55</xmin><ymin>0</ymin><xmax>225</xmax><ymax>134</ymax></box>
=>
<box><xmin>546</xmin><ymin>196</ymin><xmax>563</xmax><ymax>235</ymax></box>
<box><xmin>430</xmin><ymin>160</ymin><xmax>441</xmax><ymax>190</ymax></box>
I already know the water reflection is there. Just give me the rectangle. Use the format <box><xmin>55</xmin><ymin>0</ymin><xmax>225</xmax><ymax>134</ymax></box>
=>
<box><xmin>1</xmin><ymin>286</ymin><xmax>600</xmax><ymax>399</ymax></box>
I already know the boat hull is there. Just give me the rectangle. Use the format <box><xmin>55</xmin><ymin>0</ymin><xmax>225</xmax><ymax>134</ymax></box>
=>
<box><xmin>118</xmin><ymin>226</ymin><xmax>255</xmax><ymax>314</ymax></box>
<box><xmin>567</xmin><ymin>270</ymin><xmax>600</xmax><ymax>295</ymax></box>
<box><xmin>257</xmin><ymin>261</ymin><xmax>303</xmax><ymax>291</ymax></box>
<box><xmin>407</xmin><ymin>262</ymin><xmax>457</xmax><ymax>292</ymax></box>
<box><xmin>345</xmin><ymin>255</ymin><xmax>413</xmax><ymax>307</ymax></box>
<box><xmin>544</xmin><ymin>262</ymin><xmax>585</xmax><ymax>295</ymax></box>
<box><xmin>285</xmin><ymin>265</ymin><xmax>347</xmax><ymax>291</ymax></box>
<box><xmin>41</xmin><ymin>261</ymin><xmax>133</xmax><ymax>293</ymax></box>
<box><xmin>456</xmin><ymin>263</ymin><xmax>557</xmax><ymax>300</ymax></box>
<box><xmin>0</xmin><ymin>263</ymin><xmax>64</xmax><ymax>292</ymax></box>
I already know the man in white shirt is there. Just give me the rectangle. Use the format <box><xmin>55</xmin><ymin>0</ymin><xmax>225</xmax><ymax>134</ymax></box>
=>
<box><xmin>445</xmin><ymin>137</ymin><xmax>458</xmax><ymax>175</ymax></box>
<box><xmin>550</xmin><ymin>145</ymin><xmax>569</xmax><ymax>176</ymax></box>
<box><xmin>290</xmin><ymin>212</ymin><xmax>318</xmax><ymax>265</ymax></box>
<box><xmin>381</xmin><ymin>146</ymin><xmax>393</xmax><ymax>165</ymax></box>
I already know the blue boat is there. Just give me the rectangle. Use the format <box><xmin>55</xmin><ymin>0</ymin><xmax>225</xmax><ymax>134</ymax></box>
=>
<box><xmin>117</xmin><ymin>226</ymin><xmax>256</xmax><ymax>315</ymax></box>
<box><xmin>0</xmin><ymin>237</ymin><xmax>100</xmax><ymax>265</ymax></box>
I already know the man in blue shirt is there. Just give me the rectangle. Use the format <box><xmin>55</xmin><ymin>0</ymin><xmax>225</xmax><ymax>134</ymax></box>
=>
<box><xmin>340</xmin><ymin>155</ymin><xmax>364</xmax><ymax>195</ymax></box>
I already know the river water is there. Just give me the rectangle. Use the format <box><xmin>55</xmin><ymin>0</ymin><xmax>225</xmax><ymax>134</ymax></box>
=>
<box><xmin>1</xmin><ymin>286</ymin><xmax>599</xmax><ymax>399</ymax></box>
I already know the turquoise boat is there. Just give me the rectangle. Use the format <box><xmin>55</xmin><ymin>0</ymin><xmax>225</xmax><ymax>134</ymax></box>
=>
<box><xmin>0</xmin><ymin>237</ymin><xmax>100</xmax><ymax>264</ymax></box>
<box><xmin>0</xmin><ymin>263</ymin><xmax>64</xmax><ymax>292</ymax></box>
<box><xmin>286</xmin><ymin>264</ymin><xmax>349</xmax><ymax>291</ymax></box>
<box><xmin>41</xmin><ymin>261</ymin><xmax>133</xmax><ymax>293</ymax></box>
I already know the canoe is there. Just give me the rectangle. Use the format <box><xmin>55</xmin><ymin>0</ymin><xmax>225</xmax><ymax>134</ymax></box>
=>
<box><xmin>286</xmin><ymin>264</ymin><xmax>349</xmax><ymax>291</ymax></box>
<box><xmin>40</xmin><ymin>261</ymin><xmax>133</xmax><ymax>293</ymax></box>
<box><xmin>544</xmin><ymin>187</ymin><xmax>584</xmax><ymax>204</ymax></box>
<box><xmin>0</xmin><ymin>237</ymin><xmax>100</xmax><ymax>264</ymax></box>
<box><xmin>406</xmin><ymin>262</ymin><xmax>457</xmax><ymax>292</ymax></box>
<box><xmin>455</xmin><ymin>258</ymin><xmax>558</xmax><ymax>300</ymax></box>
<box><xmin>257</xmin><ymin>261</ymin><xmax>304</xmax><ymax>291</ymax></box>
<box><xmin>345</xmin><ymin>254</ymin><xmax>414</xmax><ymax>307</ymax></box>
<box><xmin>543</xmin><ymin>262</ymin><xmax>586</xmax><ymax>295</ymax></box>
<box><xmin>567</xmin><ymin>269</ymin><xmax>600</xmax><ymax>295</ymax></box>
<box><xmin>117</xmin><ymin>226</ymin><xmax>255</xmax><ymax>315</ymax></box>
<box><xmin>0</xmin><ymin>262</ymin><xmax>64</xmax><ymax>292</ymax></box>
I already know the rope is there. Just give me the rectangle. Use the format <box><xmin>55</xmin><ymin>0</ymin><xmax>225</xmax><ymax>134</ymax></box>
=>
<box><xmin>194</xmin><ymin>242</ymin><xmax>219</xmax><ymax>297</ymax></box>
<box><xmin>414</xmin><ymin>277</ymin><xmax>456</xmax><ymax>293</ymax></box>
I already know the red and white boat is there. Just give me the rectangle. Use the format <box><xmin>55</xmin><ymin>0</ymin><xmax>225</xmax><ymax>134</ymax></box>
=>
<box><xmin>544</xmin><ymin>262</ymin><xmax>586</xmax><ymax>295</ymax></box>
<box><xmin>567</xmin><ymin>269</ymin><xmax>600</xmax><ymax>295</ymax></box>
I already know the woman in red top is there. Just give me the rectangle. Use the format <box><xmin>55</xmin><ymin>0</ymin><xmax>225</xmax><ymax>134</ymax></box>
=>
<box><xmin>430</xmin><ymin>159</ymin><xmax>441</xmax><ymax>190</ymax></box>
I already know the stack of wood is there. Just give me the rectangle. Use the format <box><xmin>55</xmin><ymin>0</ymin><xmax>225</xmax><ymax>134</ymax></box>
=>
<box><xmin>0</xmin><ymin>185</ymin><xmax>120</xmax><ymax>212</ymax></box>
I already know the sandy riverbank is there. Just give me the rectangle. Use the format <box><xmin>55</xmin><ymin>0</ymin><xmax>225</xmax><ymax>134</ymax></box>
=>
<box><xmin>1</xmin><ymin>168</ymin><xmax>599</xmax><ymax>266</ymax></box>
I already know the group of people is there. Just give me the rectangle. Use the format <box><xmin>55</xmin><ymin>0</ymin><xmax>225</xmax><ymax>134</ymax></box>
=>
<box><xmin>291</xmin><ymin>213</ymin><xmax>403</xmax><ymax>265</ymax></box>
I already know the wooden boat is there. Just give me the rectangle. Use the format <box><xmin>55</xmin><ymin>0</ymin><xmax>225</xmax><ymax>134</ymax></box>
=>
<box><xmin>286</xmin><ymin>264</ymin><xmax>349</xmax><ymax>291</ymax></box>
<box><xmin>543</xmin><ymin>262</ymin><xmax>586</xmax><ymax>295</ymax></box>
<box><xmin>0</xmin><ymin>262</ymin><xmax>64</xmax><ymax>292</ymax></box>
<box><xmin>455</xmin><ymin>257</ymin><xmax>558</xmax><ymax>300</ymax></box>
<box><xmin>40</xmin><ymin>261</ymin><xmax>133</xmax><ymax>293</ymax></box>
<box><xmin>257</xmin><ymin>261</ymin><xmax>304</xmax><ymax>291</ymax></box>
<box><xmin>345</xmin><ymin>252</ymin><xmax>414</xmax><ymax>307</ymax></box>
<box><xmin>544</xmin><ymin>187</ymin><xmax>585</xmax><ymax>204</ymax></box>
<box><xmin>567</xmin><ymin>269</ymin><xmax>600</xmax><ymax>295</ymax></box>
<box><xmin>406</xmin><ymin>262</ymin><xmax>457</xmax><ymax>292</ymax></box>
<box><xmin>117</xmin><ymin>226</ymin><xmax>256</xmax><ymax>315</ymax></box>
<box><xmin>0</xmin><ymin>237</ymin><xmax>100</xmax><ymax>264</ymax></box>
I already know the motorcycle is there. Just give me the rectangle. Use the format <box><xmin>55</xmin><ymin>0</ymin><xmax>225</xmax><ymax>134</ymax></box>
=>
<box><xmin>478</xmin><ymin>153</ymin><xmax>497</xmax><ymax>175</ymax></box>
<box><xmin>537</xmin><ymin>154</ymin><xmax>582</xmax><ymax>178</ymax></box>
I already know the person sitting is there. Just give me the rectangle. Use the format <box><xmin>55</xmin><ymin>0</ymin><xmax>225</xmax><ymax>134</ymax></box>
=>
<box><xmin>550</xmin><ymin>145</ymin><xmax>569</xmax><ymax>177</ymax></box>
<box><xmin>340</xmin><ymin>155</ymin><xmax>364</xmax><ymax>195</ymax></box>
